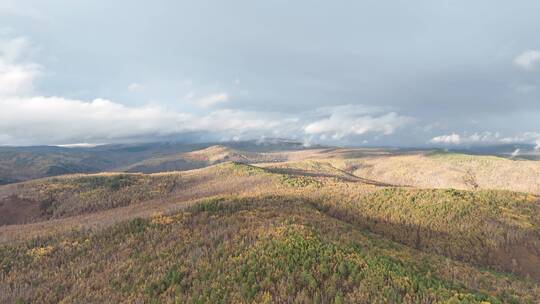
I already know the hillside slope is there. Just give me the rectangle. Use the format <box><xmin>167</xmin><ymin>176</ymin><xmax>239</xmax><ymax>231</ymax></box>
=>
<box><xmin>2</xmin><ymin>151</ymin><xmax>540</xmax><ymax>303</ymax></box>
<box><xmin>258</xmin><ymin>150</ymin><xmax>540</xmax><ymax>195</ymax></box>
<box><xmin>0</xmin><ymin>143</ymin><xmax>201</xmax><ymax>184</ymax></box>
<box><xmin>0</xmin><ymin>140</ymin><xmax>304</xmax><ymax>184</ymax></box>
<box><xmin>344</xmin><ymin>152</ymin><xmax>540</xmax><ymax>195</ymax></box>
<box><xmin>1</xmin><ymin>162</ymin><xmax>539</xmax><ymax>280</ymax></box>
<box><xmin>123</xmin><ymin>145</ymin><xmax>286</xmax><ymax>173</ymax></box>
<box><xmin>0</xmin><ymin>162</ymin><xmax>279</xmax><ymax>226</ymax></box>
<box><xmin>1</xmin><ymin>197</ymin><xmax>539</xmax><ymax>303</ymax></box>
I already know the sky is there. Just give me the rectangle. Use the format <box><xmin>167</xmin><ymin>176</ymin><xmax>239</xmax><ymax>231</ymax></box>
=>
<box><xmin>0</xmin><ymin>0</ymin><xmax>540</xmax><ymax>148</ymax></box>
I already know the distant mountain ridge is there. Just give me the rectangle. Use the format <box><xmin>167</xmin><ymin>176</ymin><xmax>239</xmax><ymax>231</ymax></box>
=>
<box><xmin>0</xmin><ymin>139</ymin><xmax>309</xmax><ymax>184</ymax></box>
<box><xmin>2</xmin><ymin>140</ymin><xmax>539</xmax><ymax>186</ymax></box>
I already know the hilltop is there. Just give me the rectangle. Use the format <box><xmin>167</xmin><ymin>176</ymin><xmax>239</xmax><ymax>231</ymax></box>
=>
<box><xmin>123</xmin><ymin>145</ymin><xmax>287</xmax><ymax>173</ymax></box>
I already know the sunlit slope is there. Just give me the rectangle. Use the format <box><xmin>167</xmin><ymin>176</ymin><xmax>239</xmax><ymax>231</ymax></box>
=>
<box><xmin>1</xmin><ymin>197</ymin><xmax>538</xmax><ymax>303</ymax></box>
<box><xmin>1</xmin><ymin>162</ymin><xmax>539</xmax><ymax>281</ymax></box>
<box><xmin>0</xmin><ymin>162</ymin><xmax>280</xmax><ymax>226</ymax></box>
<box><xmin>340</xmin><ymin>151</ymin><xmax>540</xmax><ymax>194</ymax></box>
<box><xmin>122</xmin><ymin>145</ymin><xmax>287</xmax><ymax>173</ymax></box>
<box><xmin>262</xmin><ymin>150</ymin><xmax>540</xmax><ymax>194</ymax></box>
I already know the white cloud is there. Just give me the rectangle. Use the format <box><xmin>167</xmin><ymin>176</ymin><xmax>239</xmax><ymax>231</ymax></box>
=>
<box><xmin>0</xmin><ymin>35</ymin><xmax>292</xmax><ymax>145</ymax></box>
<box><xmin>56</xmin><ymin>143</ymin><xmax>105</xmax><ymax>148</ymax></box>
<box><xmin>0</xmin><ymin>94</ymin><xmax>413</xmax><ymax>145</ymax></box>
<box><xmin>128</xmin><ymin>83</ymin><xmax>143</xmax><ymax>92</ymax></box>
<box><xmin>0</xmin><ymin>35</ymin><xmax>40</xmax><ymax>96</ymax></box>
<box><xmin>431</xmin><ymin>132</ymin><xmax>501</xmax><ymax>145</ymax></box>
<box><xmin>430</xmin><ymin>133</ymin><xmax>461</xmax><ymax>144</ymax></box>
<box><xmin>194</xmin><ymin>92</ymin><xmax>229</xmax><ymax>108</ymax></box>
<box><xmin>190</xmin><ymin>109</ymin><xmax>285</xmax><ymax>134</ymax></box>
<box><xmin>0</xmin><ymin>96</ymin><xmax>289</xmax><ymax>145</ymax></box>
<box><xmin>304</xmin><ymin>105</ymin><xmax>411</xmax><ymax>139</ymax></box>
<box><xmin>0</xmin><ymin>36</ymin><xmax>414</xmax><ymax>145</ymax></box>
<box><xmin>0</xmin><ymin>97</ymin><xmax>186</xmax><ymax>144</ymax></box>
<box><xmin>500</xmin><ymin>132</ymin><xmax>540</xmax><ymax>145</ymax></box>
<box><xmin>466</xmin><ymin>131</ymin><xmax>500</xmax><ymax>143</ymax></box>
<box><xmin>431</xmin><ymin>131</ymin><xmax>540</xmax><ymax>147</ymax></box>
<box><xmin>511</xmin><ymin>148</ymin><xmax>520</xmax><ymax>158</ymax></box>
<box><xmin>523</xmin><ymin>133</ymin><xmax>540</xmax><ymax>150</ymax></box>
<box><xmin>514</xmin><ymin>50</ymin><xmax>540</xmax><ymax>70</ymax></box>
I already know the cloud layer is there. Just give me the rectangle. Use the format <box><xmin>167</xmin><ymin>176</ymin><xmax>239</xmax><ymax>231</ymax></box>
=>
<box><xmin>0</xmin><ymin>95</ymin><xmax>412</xmax><ymax>145</ymax></box>
<box><xmin>1</xmin><ymin>2</ymin><xmax>540</xmax><ymax>148</ymax></box>
<box><xmin>430</xmin><ymin>131</ymin><xmax>540</xmax><ymax>149</ymax></box>
<box><xmin>0</xmin><ymin>35</ymin><xmax>415</xmax><ymax>146</ymax></box>
<box><xmin>430</xmin><ymin>133</ymin><xmax>462</xmax><ymax>145</ymax></box>
<box><xmin>0</xmin><ymin>96</ymin><xmax>297</xmax><ymax>145</ymax></box>
<box><xmin>304</xmin><ymin>105</ymin><xmax>411</xmax><ymax>140</ymax></box>
<box><xmin>194</xmin><ymin>92</ymin><xmax>229</xmax><ymax>108</ymax></box>
<box><xmin>514</xmin><ymin>50</ymin><xmax>540</xmax><ymax>70</ymax></box>
<box><xmin>0</xmin><ymin>36</ymin><xmax>40</xmax><ymax>97</ymax></box>
<box><xmin>0</xmin><ymin>25</ymin><xmax>539</xmax><ymax>148</ymax></box>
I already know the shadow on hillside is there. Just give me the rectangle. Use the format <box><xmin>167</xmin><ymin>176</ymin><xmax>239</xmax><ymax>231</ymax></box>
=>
<box><xmin>265</xmin><ymin>167</ymin><xmax>402</xmax><ymax>187</ymax></box>
<box><xmin>186</xmin><ymin>194</ymin><xmax>540</xmax><ymax>282</ymax></box>
<box><xmin>0</xmin><ymin>195</ymin><xmax>43</xmax><ymax>226</ymax></box>
<box><xmin>299</xmin><ymin>197</ymin><xmax>540</xmax><ymax>282</ymax></box>
<box><xmin>316</xmin><ymin>147</ymin><xmax>424</xmax><ymax>159</ymax></box>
